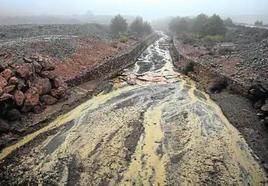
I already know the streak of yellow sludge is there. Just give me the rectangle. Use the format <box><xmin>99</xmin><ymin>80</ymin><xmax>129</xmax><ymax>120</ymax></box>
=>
<box><xmin>0</xmin><ymin>85</ymin><xmax>137</xmax><ymax>161</ymax></box>
<box><xmin>121</xmin><ymin>103</ymin><xmax>168</xmax><ymax>186</ymax></box>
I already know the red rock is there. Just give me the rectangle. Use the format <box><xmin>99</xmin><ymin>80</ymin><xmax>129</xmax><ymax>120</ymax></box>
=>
<box><xmin>22</xmin><ymin>87</ymin><xmax>40</xmax><ymax>112</ymax></box>
<box><xmin>0</xmin><ymin>75</ymin><xmax>7</xmax><ymax>89</ymax></box>
<box><xmin>40</xmin><ymin>71</ymin><xmax>56</xmax><ymax>80</ymax></box>
<box><xmin>51</xmin><ymin>87</ymin><xmax>66</xmax><ymax>99</ymax></box>
<box><xmin>8</xmin><ymin>76</ymin><xmax>19</xmax><ymax>85</ymax></box>
<box><xmin>33</xmin><ymin>77</ymin><xmax>51</xmax><ymax>95</ymax></box>
<box><xmin>0</xmin><ymin>93</ymin><xmax>13</xmax><ymax>101</ymax></box>
<box><xmin>14</xmin><ymin>90</ymin><xmax>25</xmax><ymax>106</ymax></box>
<box><xmin>16</xmin><ymin>63</ymin><xmax>33</xmax><ymax>78</ymax></box>
<box><xmin>0</xmin><ymin>69</ymin><xmax>12</xmax><ymax>81</ymax></box>
<box><xmin>3</xmin><ymin>85</ymin><xmax>15</xmax><ymax>94</ymax></box>
<box><xmin>40</xmin><ymin>95</ymin><xmax>58</xmax><ymax>105</ymax></box>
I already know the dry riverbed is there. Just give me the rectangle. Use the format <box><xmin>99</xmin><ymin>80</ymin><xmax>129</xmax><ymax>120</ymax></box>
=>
<box><xmin>0</xmin><ymin>33</ymin><xmax>267</xmax><ymax>185</ymax></box>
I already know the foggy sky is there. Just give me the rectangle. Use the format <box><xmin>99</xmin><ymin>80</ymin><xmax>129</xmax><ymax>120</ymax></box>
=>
<box><xmin>1</xmin><ymin>0</ymin><xmax>268</xmax><ymax>19</ymax></box>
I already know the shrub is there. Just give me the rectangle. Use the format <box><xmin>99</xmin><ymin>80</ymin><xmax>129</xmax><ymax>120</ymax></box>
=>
<box><xmin>255</xmin><ymin>21</ymin><xmax>263</xmax><ymax>26</ymax></box>
<box><xmin>203</xmin><ymin>35</ymin><xmax>225</xmax><ymax>42</ymax></box>
<box><xmin>119</xmin><ymin>35</ymin><xmax>128</xmax><ymax>43</ymax></box>
<box><xmin>224</xmin><ymin>18</ymin><xmax>234</xmax><ymax>26</ymax></box>
<box><xmin>169</xmin><ymin>14</ymin><xmax>226</xmax><ymax>37</ymax></box>
<box><xmin>182</xmin><ymin>61</ymin><xmax>195</xmax><ymax>75</ymax></box>
<box><xmin>110</xmin><ymin>15</ymin><xmax>128</xmax><ymax>37</ymax></box>
<box><xmin>130</xmin><ymin>17</ymin><xmax>152</xmax><ymax>37</ymax></box>
<box><xmin>204</xmin><ymin>14</ymin><xmax>226</xmax><ymax>36</ymax></box>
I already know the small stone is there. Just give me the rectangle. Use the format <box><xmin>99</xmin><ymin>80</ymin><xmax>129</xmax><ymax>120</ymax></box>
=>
<box><xmin>51</xmin><ymin>87</ymin><xmax>66</xmax><ymax>99</ymax></box>
<box><xmin>16</xmin><ymin>63</ymin><xmax>33</xmax><ymax>78</ymax></box>
<box><xmin>0</xmin><ymin>69</ymin><xmax>13</xmax><ymax>81</ymax></box>
<box><xmin>40</xmin><ymin>71</ymin><xmax>57</xmax><ymax>80</ymax></box>
<box><xmin>33</xmin><ymin>61</ymin><xmax>42</xmax><ymax>73</ymax></box>
<box><xmin>0</xmin><ymin>75</ymin><xmax>7</xmax><ymax>89</ymax></box>
<box><xmin>0</xmin><ymin>93</ymin><xmax>13</xmax><ymax>101</ymax></box>
<box><xmin>40</xmin><ymin>95</ymin><xmax>58</xmax><ymax>105</ymax></box>
<box><xmin>23</xmin><ymin>57</ymin><xmax>33</xmax><ymax>63</ymax></box>
<box><xmin>14</xmin><ymin>90</ymin><xmax>25</xmax><ymax>106</ymax></box>
<box><xmin>8</xmin><ymin>77</ymin><xmax>19</xmax><ymax>85</ymax></box>
<box><xmin>3</xmin><ymin>85</ymin><xmax>15</xmax><ymax>94</ymax></box>
<box><xmin>261</xmin><ymin>104</ymin><xmax>268</xmax><ymax>112</ymax></box>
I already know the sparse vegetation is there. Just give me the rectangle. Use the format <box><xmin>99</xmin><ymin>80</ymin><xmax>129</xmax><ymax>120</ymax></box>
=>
<box><xmin>169</xmin><ymin>14</ymin><xmax>227</xmax><ymax>40</ymax></box>
<box><xmin>254</xmin><ymin>20</ymin><xmax>263</xmax><ymax>26</ymax></box>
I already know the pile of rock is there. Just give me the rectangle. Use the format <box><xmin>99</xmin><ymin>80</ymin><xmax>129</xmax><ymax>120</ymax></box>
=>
<box><xmin>248</xmin><ymin>84</ymin><xmax>268</xmax><ymax>125</ymax></box>
<box><xmin>0</xmin><ymin>55</ymin><xmax>67</xmax><ymax>121</ymax></box>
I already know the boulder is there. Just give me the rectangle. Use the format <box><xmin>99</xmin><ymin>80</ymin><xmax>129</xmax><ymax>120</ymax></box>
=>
<box><xmin>3</xmin><ymin>85</ymin><xmax>15</xmax><ymax>94</ymax></box>
<box><xmin>22</xmin><ymin>87</ymin><xmax>40</xmax><ymax>112</ymax></box>
<box><xmin>16</xmin><ymin>63</ymin><xmax>33</xmax><ymax>78</ymax></box>
<box><xmin>51</xmin><ymin>87</ymin><xmax>66</xmax><ymax>99</ymax></box>
<box><xmin>8</xmin><ymin>76</ymin><xmax>19</xmax><ymax>85</ymax></box>
<box><xmin>0</xmin><ymin>69</ymin><xmax>12</xmax><ymax>81</ymax></box>
<box><xmin>6</xmin><ymin>109</ymin><xmax>21</xmax><ymax>121</ymax></box>
<box><xmin>14</xmin><ymin>90</ymin><xmax>25</xmax><ymax>106</ymax></box>
<box><xmin>0</xmin><ymin>75</ymin><xmax>7</xmax><ymax>89</ymax></box>
<box><xmin>33</xmin><ymin>77</ymin><xmax>52</xmax><ymax>95</ymax></box>
<box><xmin>40</xmin><ymin>95</ymin><xmax>58</xmax><ymax>105</ymax></box>
<box><xmin>0</xmin><ymin>93</ymin><xmax>13</xmax><ymax>102</ymax></box>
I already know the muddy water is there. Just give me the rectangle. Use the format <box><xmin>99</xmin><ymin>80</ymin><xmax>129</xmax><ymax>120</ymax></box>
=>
<box><xmin>0</xmin><ymin>34</ymin><xmax>266</xmax><ymax>186</ymax></box>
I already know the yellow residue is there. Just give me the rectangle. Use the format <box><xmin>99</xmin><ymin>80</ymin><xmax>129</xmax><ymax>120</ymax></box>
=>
<box><xmin>0</xmin><ymin>85</ymin><xmax>137</xmax><ymax>161</ymax></box>
<box><xmin>121</xmin><ymin>104</ymin><xmax>167</xmax><ymax>186</ymax></box>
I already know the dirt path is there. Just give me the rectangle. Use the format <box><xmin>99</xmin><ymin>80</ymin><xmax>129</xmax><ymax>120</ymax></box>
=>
<box><xmin>0</xmin><ymin>33</ymin><xmax>266</xmax><ymax>186</ymax></box>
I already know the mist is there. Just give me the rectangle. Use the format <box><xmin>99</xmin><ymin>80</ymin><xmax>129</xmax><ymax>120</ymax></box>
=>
<box><xmin>1</xmin><ymin>0</ymin><xmax>268</xmax><ymax>24</ymax></box>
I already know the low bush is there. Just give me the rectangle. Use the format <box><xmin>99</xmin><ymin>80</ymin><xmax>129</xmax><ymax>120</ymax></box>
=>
<box><xmin>203</xmin><ymin>35</ymin><xmax>224</xmax><ymax>43</ymax></box>
<box><xmin>119</xmin><ymin>35</ymin><xmax>128</xmax><ymax>43</ymax></box>
<box><xmin>182</xmin><ymin>61</ymin><xmax>195</xmax><ymax>74</ymax></box>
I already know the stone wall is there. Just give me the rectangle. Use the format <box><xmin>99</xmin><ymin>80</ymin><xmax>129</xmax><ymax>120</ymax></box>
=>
<box><xmin>66</xmin><ymin>33</ymin><xmax>159</xmax><ymax>86</ymax></box>
<box><xmin>170</xmin><ymin>37</ymin><xmax>268</xmax><ymax>125</ymax></box>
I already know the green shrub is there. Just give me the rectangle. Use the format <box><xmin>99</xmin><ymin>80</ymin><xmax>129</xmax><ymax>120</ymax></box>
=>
<box><xmin>204</xmin><ymin>35</ymin><xmax>224</xmax><ymax>42</ymax></box>
<box><xmin>119</xmin><ymin>35</ymin><xmax>128</xmax><ymax>43</ymax></box>
<box><xmin>182</xmin><ymin>61</ymin><xmax>195</xmax><ymax>75</ymax></box>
